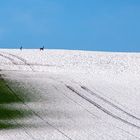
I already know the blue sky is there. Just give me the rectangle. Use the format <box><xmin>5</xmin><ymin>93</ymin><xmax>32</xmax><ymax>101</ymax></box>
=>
<box><xmin>0</xmin><ymin>0</ymin><xmax>140</xmax><ymax>52</ymax></box>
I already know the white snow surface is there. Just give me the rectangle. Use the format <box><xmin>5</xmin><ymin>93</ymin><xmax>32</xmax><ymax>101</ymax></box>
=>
<box><xmin>0</xmin><ymin>49</ymin><xmax>140</xmax><ymax>140</ymax></box>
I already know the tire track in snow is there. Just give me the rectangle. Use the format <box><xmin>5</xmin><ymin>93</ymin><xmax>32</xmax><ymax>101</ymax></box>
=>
<box><xmin>66</xmin><ymin>85</ymin><xmax>140</xmax><ymax>130</ymax></box>
<box><xmin>87</xmin><ymin>85</ymin><xmax>135</xmax><ymax>117</ymax></box>
<box><xmin>52</xmin><ymin>85</ymin><xmax>99</xmax><ymax>119</ymax></box>
<box><xmin>0</xmin><ymin>53</ymin><xmax>17</xmax><ymax>65</ymax></box>
<box><xmin>1</xmin><ymin>52</ymin><xmax>35</xmax><ymax>72</ymax></box>
<box><xmin>81</xmin><ymin>86</ymin><xmax>140</xmax><ymax>121</ymax></box>
<box><xmin>49</xmin><ymin>78</ymin><xmax>140</xmax><ymax>139</ymax></box>
<box><xmin>50</xmin><ymin>77</ymin><xmax>140</xmax><ymax>121</ymax></box>
<box><xmin>2</xmin><ymin>52</ymin><xmax>62</xmax><ymax>70</ymax></box>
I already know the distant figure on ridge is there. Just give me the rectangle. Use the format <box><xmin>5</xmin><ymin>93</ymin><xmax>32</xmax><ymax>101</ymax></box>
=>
<box><xmin>20</xmin><ymin>46</ymin><xmax>23</xmax><ymax>50</ymax></box>
<box><xmin>40</xmin><ymin>46</ymin><xmax>44</xmax><ymax>51</ymax></box>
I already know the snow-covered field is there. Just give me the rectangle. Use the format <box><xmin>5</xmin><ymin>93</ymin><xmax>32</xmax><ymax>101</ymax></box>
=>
<box><xmin>0</xmin><ymin>49</ymin><xmax>140</xmax><ymax>140</ymax></box>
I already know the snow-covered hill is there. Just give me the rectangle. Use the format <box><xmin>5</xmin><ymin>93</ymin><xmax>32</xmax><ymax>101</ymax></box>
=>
<box><xmin>0</xmin><ymin>49</ymin><xmax>140</xmax><ymax>140</ymax></box>
<box><xmin>1</xmin><ymin>49</ymin><xmax>140</xmax><ymax>74</ymax></box>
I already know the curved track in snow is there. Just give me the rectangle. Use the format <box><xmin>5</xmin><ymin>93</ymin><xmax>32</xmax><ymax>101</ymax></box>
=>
<box><xmin>66</xmin><ymin>85</ymin><xmax>140</xmax><ymax>129</ymax></box>
<box><xmin>81</xmin><ymin>86</ymin><xmax>140</xmax><ymax>121</ymax></box>
<box><xmin>0</xmin><ymin>52</ymin><xmax>34</xmax><ymax>71</ymax></box>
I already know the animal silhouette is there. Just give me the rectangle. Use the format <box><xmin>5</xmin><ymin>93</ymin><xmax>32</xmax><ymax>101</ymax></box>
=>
<box><xmin>20</xmin><ymin>46</ymin><xmax>23</xmax><ymax>50</ymax></box>
<box><xmin>40</xmin><ymin>46</ymin><xmax>44</xmax><ymax>51</ymax></box>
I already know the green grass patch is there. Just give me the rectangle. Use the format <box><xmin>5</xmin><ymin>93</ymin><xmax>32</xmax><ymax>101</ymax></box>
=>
<box><xmin>0</xmin><ymin>121</ymin><xmax>21</xmax><ymax>130</ymax></box>
<box><xmin>0</xmin><ymin>79</ymin><xmax>21</xmax><ymax>104</ymax></box>
<box><xmin>0</xmin><ymin>76</ymin><xmax>32</xmax><ymax>130</ymax></box>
